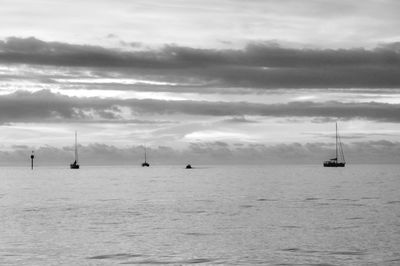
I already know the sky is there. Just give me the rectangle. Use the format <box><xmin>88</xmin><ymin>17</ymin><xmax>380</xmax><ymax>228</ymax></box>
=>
<box><xmin>1</xmin><ymin>0</ymin><xmax>400</xmax><ymax>165</ymax></box>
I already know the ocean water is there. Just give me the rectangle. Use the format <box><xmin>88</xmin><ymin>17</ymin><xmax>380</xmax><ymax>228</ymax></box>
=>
<box><xmin>0</xmin><ymin>165</ymin><xmax>399</xmax><ymax>265</ymax></box>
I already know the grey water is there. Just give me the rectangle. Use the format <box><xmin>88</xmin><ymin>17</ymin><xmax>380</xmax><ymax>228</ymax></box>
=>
<box><xmin>0</xmin><ymin>165</ymin><xmax>399</xmax><ymax>265</ymax></box>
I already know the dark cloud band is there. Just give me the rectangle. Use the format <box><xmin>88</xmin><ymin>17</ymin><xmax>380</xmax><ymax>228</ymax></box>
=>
<box><xmin>1</xmin><ymin>37</ymin><xmax>400</xmax><ymax>88</ymax></box>
<box><xmin>1</xmin><ymin>90</ymin><xmax>400</xmax><ymax>123</ymax></box>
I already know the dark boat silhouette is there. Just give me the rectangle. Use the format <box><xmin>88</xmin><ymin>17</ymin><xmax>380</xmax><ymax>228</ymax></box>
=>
<box><xmin>30</xmin><ymin>151</ymin><xmax>35</xmax><ymax>170</ymax></box>
<box><xmin>185</xmin><ymin>164</ymin><xmax>192</xmax><ymax>169</ymax></box>
<box><xmin>70</xmin><ymin>131</ymin><xmax>80</xmax><ymax>169</ymax></box>
<box><xmin>324</xmin><ymin>122</ymin><xmax>346</xmax><ymax>167</ymax></box>
<box><xmin>142</xmin><ymin>148</ymin><xmax>150</xmax><ymax>167</ymax></box>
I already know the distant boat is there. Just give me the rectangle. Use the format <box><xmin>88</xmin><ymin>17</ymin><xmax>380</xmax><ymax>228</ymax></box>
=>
<box><xmin>30</xmin><ymin>151</ymin><xmax>35</xmax><ymax>170</ymax></box>
<box><xmin>142</xmin><ymin>148</ymin><xmax>150</xmax><ymax>167</ymax></box>
<box><xmin>323</xmin><ymin>122</ymin><xmax>346</xmax><ymax>167</ymax></box>
<box><xmin>70</xmin><ymin>131</ymin><xmax>80</xmax><ymax>169</ymax></box>
<box><xmin>185</xmin><ymin>164</ymin><xmax>192</xmax><ymax>169</ymax></box>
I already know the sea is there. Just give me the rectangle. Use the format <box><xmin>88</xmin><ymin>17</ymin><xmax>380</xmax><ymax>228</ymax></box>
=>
<box><xmin>0</xmin><ymin>165</ymin><xmax>399</xmax><ymax>265</ymax></box>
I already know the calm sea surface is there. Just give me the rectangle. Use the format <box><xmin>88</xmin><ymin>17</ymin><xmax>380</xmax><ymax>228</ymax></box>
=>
<box><xmin>0</xmin><ymin>165</ymin><xmax>399</xmax><ymax>265</ymax></box>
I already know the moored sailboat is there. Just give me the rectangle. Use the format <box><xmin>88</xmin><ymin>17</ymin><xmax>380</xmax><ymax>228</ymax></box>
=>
<box><xmin>142</xmin><ymin>147</ymin><xmax>150</xmax><ymax>167</ymax></box>
<box><xmin>323</xmin><ymin>122</ymin><xmax>345</xmax><ymax>167</ymax></box>
<box><xmin>70</xmin><ymin>131</ymin><xmax>80</xmax><ymax>169</ymax></box>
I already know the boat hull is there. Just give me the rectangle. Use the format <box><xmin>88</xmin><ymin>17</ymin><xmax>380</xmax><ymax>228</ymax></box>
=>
<box><xmin>142</xmin><ymin>162</ymin><xmax>150</xmax><ymax>167</ymax></box>
<box><xmin>323</xmin><ymin>162</ymin><xmax>345</xmax><ymax>167</ymax></box>
<box><xmin>70</xmin><ymin>164</ymin><xmax>80</xmax><ymax>169</ymax></box>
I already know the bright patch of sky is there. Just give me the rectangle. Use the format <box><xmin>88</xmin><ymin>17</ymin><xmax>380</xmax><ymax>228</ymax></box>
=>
<box><xmin>1</xmin><ymin>0</ymin><xmax>400</xmax><ymax>49</ymax></box>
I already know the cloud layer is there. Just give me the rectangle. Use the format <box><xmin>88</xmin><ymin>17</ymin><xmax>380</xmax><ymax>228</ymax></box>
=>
<box><xmin>1</xmin><ymin>90</ymin><xmax>400</xmax><ymax>123</ymax></box>
<box><xmin>1</xmin><ymin>37</ymin><xmax>400</xmax><ymax>88</ymax></box>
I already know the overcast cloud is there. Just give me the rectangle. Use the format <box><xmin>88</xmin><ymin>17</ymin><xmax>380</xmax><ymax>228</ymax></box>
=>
<box><xmin>1</xmin><ymin>90</ymin><xmax>400</xmax><ymax>123</ymax></box>
<box><xmin>1</xmin><ymin>37</ymin><xmax>400</xmax><ymax>89</ymax></box>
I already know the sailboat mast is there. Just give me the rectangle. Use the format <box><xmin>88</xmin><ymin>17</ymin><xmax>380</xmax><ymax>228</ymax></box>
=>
<box><xmin>335</xmin><ymin>122</ymin><xmax>338</xmax><ymax>161</ymax></box>
<box><xmin>144</xmin><ymin>148</ymin><xmax>147</xmax><ymax>163</ymax></box>
<box><xmin>75</xmin><ymin>131</ymin><xmax>78</xmax><ymax>163</ymax></box>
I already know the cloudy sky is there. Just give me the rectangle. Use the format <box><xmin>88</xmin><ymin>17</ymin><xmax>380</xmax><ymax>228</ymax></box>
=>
<box><xmin>1</xmin><ymin>0</ymin><xmax>400</xmax><ymax>165</ymax></box>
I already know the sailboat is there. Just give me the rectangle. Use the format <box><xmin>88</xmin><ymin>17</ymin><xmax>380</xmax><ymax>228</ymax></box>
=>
<box><xmin>323</xmin><ymin>122</ymin><xmax>346</xmax><ymax>167</ymax></box>
<box><xmin>141</xmin><ymin>147</ymin><xmax>150</xmax><ymax>167</ymax></box>
<box><xmin>70</xmin><ymin>131</ymin><xmax>80</xmax><ymax>169</ymax></box>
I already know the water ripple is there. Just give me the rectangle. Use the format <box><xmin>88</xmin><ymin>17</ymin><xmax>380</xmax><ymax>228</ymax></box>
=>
<box><xmin>361</xmin><ymin>197</ymin><xmax>379</xmax><ymax>200</ymax></box>
<box><xmin>346</xmin><ymin>217</ymin><xmax>363</xmax><ymax>220</ymax></box>
<box><xmin>328</xmin><ymin>251</ymin><xmax>365</xmax><ymax>256</ymax></box>
<box><xmin>23</xmin><ymin>208</ymin><xmax>43</xmax><ymax>212</ymax></box>
<box><xmin>332</xmin><ymin>225</ymin><xmax>360</xmax><ymax>230</ymax></box>
<box><xmin>386</xmin><ymin>258</ymin><xmax>400</xmax><ymax>263</ymax></box>
<box><xmin>182</xmin><ymin>232</ymin><xmax>210</xmax><ymax>236</ymax></box>
<box><xmin>87</xmin><ymin>253</ymin><xmax>142</xmax><ymax>260</ymax></box>
<box><xmin>178</xmin><ymin>210</ymin><xmax>207</xmax><ymax>214</ymax></box>
<box><xmin>240</xmin><ymin>204</ymin><xmax>254</xmax><ymax>208</ymax></box>
<box><xmin>387</xmin><ymin>200</ymin><xmax>400</xmax><ymax>204</ymax></box>
<box><xmin>121</xmin><ymin>258</ymin><xmax>215</xmax><ymax>264</ymax></box>
<box><xmin>257</xmin><ymin>198</ymin><xmax>278</xmax><ymax>202</ymax></box>
<box><xmin>305</xmin><ymin>197</ymin><xmax>320</xmax><ymax>201</ymax></box>
<box><xmin>281</xmin><ymin>248</ymin><xmax>320</xmax><ymax>254</ymax></box>
<box><xmin>281</xmin><ymin>248</ymin><xmax>365</xmax><ymax>256</ymax></box>
<box><xmin>275</xmin><ymin>263</ymin><xmax>337</xmax><ymax>266</ymax></box>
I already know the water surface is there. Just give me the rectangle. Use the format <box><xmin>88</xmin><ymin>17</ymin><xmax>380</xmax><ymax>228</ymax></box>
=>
<box><xmin>1</xmin><ymin>165</ymin><xmax>399</xmax><ymax>265</ymax></box>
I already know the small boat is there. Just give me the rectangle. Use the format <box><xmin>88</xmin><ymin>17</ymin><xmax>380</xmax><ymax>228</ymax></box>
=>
<box><xmin>185</xmin><ymin>164</ymin><xmax>192</xmax><ymax>169</ymax></box>
<box><xmin>323</xmin><ymin>122</ymin><xmax>346</xmax><ymax>167</ymax></box>
<box><xmin>142</xmin><ymin>148</ymin><xmax>150</xmax><ymax>167</ymax></box>
<box><xmin>30</xmin><ymin>151</ymin><xmax>35</xmax><ymax>170</ymax></box>
<box><xmin>70</xmin><ymin>131</ymin><xmax>80</xmax><ymax>169</ymax></box>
